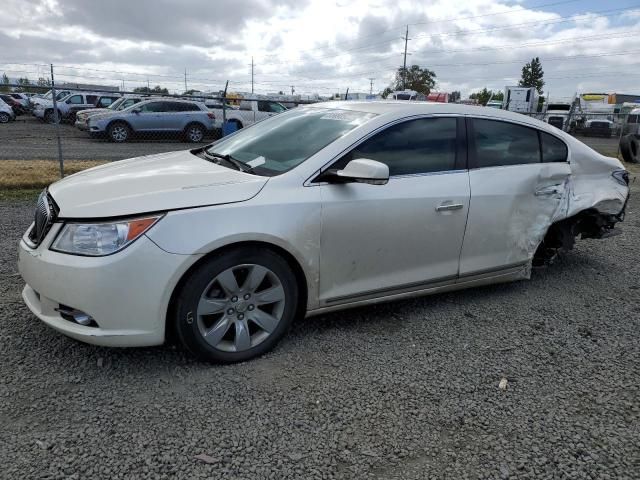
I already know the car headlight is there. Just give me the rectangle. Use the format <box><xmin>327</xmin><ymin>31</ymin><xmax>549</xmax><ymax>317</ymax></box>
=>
<box><xmin>50</xmin><ymin>215</ymin><xmax>162</xmax><ymax>256</ymax></box>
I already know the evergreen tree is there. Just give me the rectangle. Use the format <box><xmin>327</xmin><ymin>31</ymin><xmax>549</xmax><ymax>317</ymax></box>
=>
<box><xmin>519</xmin><ymin>57</ymin><xmax>545</xmax><ymax>94</ymax></box>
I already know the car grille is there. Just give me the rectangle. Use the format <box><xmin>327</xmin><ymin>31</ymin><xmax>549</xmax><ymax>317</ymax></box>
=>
<box><xmin>28</xmin><ymin>190</ymin><xmax>57</xmax><ymax>247</ymax></box>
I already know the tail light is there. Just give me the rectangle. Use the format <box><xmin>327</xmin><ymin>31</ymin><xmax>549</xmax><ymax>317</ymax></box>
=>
<box><xmin>612</xmin><ymin>170</ymin><xmax>629</xmax><ymax>186</ymax></box>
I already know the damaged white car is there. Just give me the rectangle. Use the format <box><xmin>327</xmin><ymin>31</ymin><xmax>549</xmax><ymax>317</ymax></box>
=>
<box><xmin>18</xmin><ymin>102</ymin><xmax>630</xmax><ymax>363</ymax></box>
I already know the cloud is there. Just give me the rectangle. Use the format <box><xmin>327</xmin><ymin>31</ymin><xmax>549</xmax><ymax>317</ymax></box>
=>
<box><xmin>1</xmin><ymin>0</ymin><xmax>640</xmax><ymax>97</ymax></box>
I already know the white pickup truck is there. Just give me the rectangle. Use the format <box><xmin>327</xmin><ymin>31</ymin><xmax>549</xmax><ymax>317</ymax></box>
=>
<box><xmin>208</xmin><ymin>99</ymin><xmax>287</xmax><ymax>129</ymax></box>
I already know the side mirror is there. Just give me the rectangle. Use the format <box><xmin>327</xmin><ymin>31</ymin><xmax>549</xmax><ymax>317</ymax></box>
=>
<box><xmin>325</xmin><ymin>159</ymin><xmax>389</xmax><ymax>185</ymax></box>
<box><xmin>132</xmin><ymin>108</ymin><xmax>141</xmax><ymax>114</ymax></box>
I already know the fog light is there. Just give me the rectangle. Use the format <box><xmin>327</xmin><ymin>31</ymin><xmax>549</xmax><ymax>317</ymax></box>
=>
<box><xmin>55</xmin><ymin>305</ymin><xmax>98</xmax><ymax>327</ymax></box>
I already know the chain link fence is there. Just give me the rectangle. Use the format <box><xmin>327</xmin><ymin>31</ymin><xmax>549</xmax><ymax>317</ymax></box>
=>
<box><xmin>1</xmin><ymin>85</ymin><xmax>637</xmax><ymax>193</ymax></box>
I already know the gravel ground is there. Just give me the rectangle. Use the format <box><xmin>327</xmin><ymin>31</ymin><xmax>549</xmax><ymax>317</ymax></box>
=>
<box><xmin>0</xmin><ymin>185</ymin><xmax>639</xmax><ymax>479</ymax></box>
<box><xmin>0</xmin><ymin>115</ymin><xmax>622</xmax><ymax>162</ymax></box>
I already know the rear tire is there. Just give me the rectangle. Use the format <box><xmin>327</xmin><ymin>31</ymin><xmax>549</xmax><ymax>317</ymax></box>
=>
<box><xmin>0</xmin><ymin>112</ymin><xmax>9</xmax><ymax>123</ymax></box>
<box><xmin>108</xmin><ymin>122</ymin><xmax>130</xmax><ymax>143</ymax></box>
<box><xmin>184</xmin><ymin>122</ymin><xmax>205</xmax><ymax>143</ymax></box>
<box><xmin>44</xmin><ymin>109</ymin><xmax>57</xmax><ymax>124</ymax></box>
<box><xmin>174</xmin><ymin>247</ymin><xmax>299</xmax><ymax>363</ymax></box>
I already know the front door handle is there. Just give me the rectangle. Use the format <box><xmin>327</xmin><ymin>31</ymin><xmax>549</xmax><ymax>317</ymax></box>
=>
<box><xmin>436</xmin><ymin>203</ymin><xmax>464</xmax><ymax>212</ymax></box>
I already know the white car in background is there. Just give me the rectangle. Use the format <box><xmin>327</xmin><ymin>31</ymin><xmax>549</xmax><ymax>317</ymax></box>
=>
<box><xmin>0</xmin><ymin>98</ymin><xmax>16</xmax><ymax>123</ymax></box>
<box><xmin>18</xmin><ymin>102</ymin><xmax>629</xmax><ymax>363</ymax></box>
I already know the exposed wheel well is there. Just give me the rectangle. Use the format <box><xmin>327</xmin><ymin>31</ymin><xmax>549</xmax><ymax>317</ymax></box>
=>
<box><xmin>533</xmin><ymin>208</ymin><xmax>622</xmax><ymax>266</ymax></box>
<box><xmin>184</xmin><ymin>121</ymin><xmax>206</xmax><ymax>131</ymax></box>
<box><xmin>107</xmin><ymin>119</ymin><xmax>132</xmax><ymax>132</ymax></box>
<box><xmin>165</xmin><ymin>241</ymin><xmax>308</xmax><ymax>344</ymax></box>
<box><xmin>230</xmin><ymin>118</ymin><xmax>243</xmax><ymax>128</ymax></box>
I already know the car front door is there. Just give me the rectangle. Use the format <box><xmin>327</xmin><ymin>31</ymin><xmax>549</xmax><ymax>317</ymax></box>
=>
<box><xmin>132</xmin><ymin>101</ymin><xmax>167</xmax><ymax>131</ymax></box>
<box><xmin>459</xmin><ymin>118</ymin><xmax>571</xmax><ymax>276</ymax></box>
<box><xmin>317</xmin><ymin>116</ymin><xmax>470</xmax><ymax>305</ymax></box>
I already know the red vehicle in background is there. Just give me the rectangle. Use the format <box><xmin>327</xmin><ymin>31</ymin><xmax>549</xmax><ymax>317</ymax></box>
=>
<box><xmin>427</xmin><ymin>92</ymin><xmax>449</xmax><ymax>103</ymax></box>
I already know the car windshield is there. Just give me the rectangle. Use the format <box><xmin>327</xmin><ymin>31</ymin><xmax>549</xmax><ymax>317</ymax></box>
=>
<box><xmin>107</xmin><ymin>97</ymin><xmax>126</xmax><ymax>110</ymax></box>
<box><xmin>205</xmin><ymin>107</ymin><xmax>376</xmax><ymax>176</ymax></box>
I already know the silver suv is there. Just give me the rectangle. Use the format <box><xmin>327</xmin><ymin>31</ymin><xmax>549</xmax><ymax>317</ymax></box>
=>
<box><xmin>88</xmin><ymin>99</ymin><xmax>216</xmax><ymax>143</ymax></box>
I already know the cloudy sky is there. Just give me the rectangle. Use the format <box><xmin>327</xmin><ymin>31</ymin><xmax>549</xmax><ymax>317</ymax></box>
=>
<box><xmin>2</xmin><ymin>0</ymin><xmax>640</xmax><ymax>99</ymax></box>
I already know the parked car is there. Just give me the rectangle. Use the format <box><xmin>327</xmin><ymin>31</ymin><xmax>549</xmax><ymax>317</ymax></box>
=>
<box><xmin>583</xmin><ymin>119</ymin><xmax>614</xmax><ymax>138</ymax></box>
<box><xmin>34</xmin><ymin>92</ymin><xmax>121</xmax><ymax>123</ymax></box>
<box><xmin>30</xmin><ymin>89</ymin><xmax>72</xmax><ymax>108</ymax></box>
<box><xmin>209</xmin><ymin>99</ymin><xmax>286</xmax><ymax>129</ymax></box>
<box><xmin>10</xmin><ymin>93</ymin><xmax>31</xmax><ymax>109</ymax></box>
<box><xmin>87</xmin><ymin>99</ymin><xmax>215</xmax><ymax>142</ymax></box>
<box><xmin>75</xmin><ymin>96</ymin><xmax>149</xmax><ymax>130</ymax></box>
<box><xmin>18</xmin><ymin>102</ymin><xmax>629</xmax><ymax>363</ymax></box>
<box><xmin>0</xmin><ymin>98</ymin><xmax>16</xmax><ymax>123</ymax></box>
<box><xmin>0</xmin><ymin>94</ymin><xmax>26</xmax><ymax>115</ymax></box>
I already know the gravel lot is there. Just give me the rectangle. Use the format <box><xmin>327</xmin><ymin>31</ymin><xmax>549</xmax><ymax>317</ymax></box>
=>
<box><xmin>0</xmin><ymin>115</ymin><xmax>622</xmax><ymax>162</ymax></box>
<box><xmin>1</xmin><ymin>182</ymin><xmax>639</xmax><ymax>480</ymax></box>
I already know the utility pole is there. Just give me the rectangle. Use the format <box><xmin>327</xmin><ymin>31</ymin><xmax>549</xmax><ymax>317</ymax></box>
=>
<box><xmin>184</xmin><ymin>68</ymin><xmax>188</xmax><ymax>93</ymax></box>
<box><xmin>368</xmin><ymin>78</ymin><xmax>375</xmax><ymax>95</ymax></box>
<box><xmin>401</xmin><ymin>25</ymin><xmax>410</xmax><ymax>90</ymax></box>
<box><xmin>250</xmin><ymin>57</ymin><xmax>255</xmax><ymax>94</ymax></box>
<box><xmin>147</xmin><ymin>78</ymin><xmax>150</xmax><ymax>91</ymax></box>
<box><xmin>50</xmin><ymin>64</ymin><xmax>64</xmax><ymax>178</ymax></box>
<box><xmin>290</xmin><ymin>85</ymin><xmax>295</xmax><ymax>95</ymax></box>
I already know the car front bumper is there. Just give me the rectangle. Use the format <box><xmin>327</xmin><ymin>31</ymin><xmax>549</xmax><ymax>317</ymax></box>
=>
<box><xmin>75</xmin><ymin>118</ymin><xmax>89</xmax><ymax>130</ymax></box>
<box><xmin>18</xmin><ymin>225</ymin><xmax>200</xmax><ymax>347</ymax></box>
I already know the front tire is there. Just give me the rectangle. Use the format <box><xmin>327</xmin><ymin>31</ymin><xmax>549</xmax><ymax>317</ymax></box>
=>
<box><xmin>174</xmin><ymin>247</ymin><xmax>299</xmax><ymax>363</ymax></box>
<box><xmin>620</xmin><ymin>134</ymin><xmax>640</xmax><ymax>164</ymax></box>
<box><xmin>0</xmin><ymin>112</ymin><xmax>9</xmax><ymax>123</ymax></box>
<box><xmin>108</xmin><ymin>122</ymin><xmax>130</xmax><ymax>143</ymax></box>
<box><xmin>44</xmin><ymin>109</ymin><xmax>57</xmax><ymax>124</ymax></box>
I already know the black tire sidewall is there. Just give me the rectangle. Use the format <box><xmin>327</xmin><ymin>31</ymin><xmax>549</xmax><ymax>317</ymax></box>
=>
<box><xmin>174</xmin><ymin>247</ymin><xmax>299</xmax><ymax>363</ymax></box>
<box><xmin>0</xmin><ymin>113</ymin><xmax>8</xmax><ymax>123</ymax></box>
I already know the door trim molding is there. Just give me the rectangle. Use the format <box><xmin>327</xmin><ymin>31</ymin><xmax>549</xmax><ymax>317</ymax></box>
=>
<box><xmin>322</xmin><ymin>261</ymin><xmax>528</xmax><ymax>305</ymax></box>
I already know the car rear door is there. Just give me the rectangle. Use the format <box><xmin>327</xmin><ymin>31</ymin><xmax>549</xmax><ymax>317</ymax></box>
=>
<box><xmin>459</xmin><ymin>117</ymin><xmax>571</xmax><ymax>276</ymax></box>
<box><xmin>318</xmin><ymin>116</ymin><xmax>470</xmax><ymax>305</ymax></box>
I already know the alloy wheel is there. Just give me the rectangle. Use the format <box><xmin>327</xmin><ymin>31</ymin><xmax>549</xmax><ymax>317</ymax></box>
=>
<box><xmin>188</xmin><ymin>126</ymin><xmax>204</xmax><ymax>142</ymax></box>
<box><xmin>0</xmin><ymin>113</ymin><xmax>9</xmax><ymax>123</ymax></box>
<box><xmin>111</xmin><ymin>125</ymin><xmax>128</xmax><ymax>142</ymax></box>
<box><xmin>196</xmin><ymin>264</ymin><xmax>286</xmax><ymax>352</ymax></box>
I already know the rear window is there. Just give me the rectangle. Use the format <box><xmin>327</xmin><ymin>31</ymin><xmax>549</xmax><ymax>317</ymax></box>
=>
<box><xmin>472</xmin><ymin>119</ymin><xmax>540</xmax><ymax>167</ymax></box>
<box><xmin>541</xmin><ymin>132</ymin><xmax>568</xmax><ymax>163</ymax></box>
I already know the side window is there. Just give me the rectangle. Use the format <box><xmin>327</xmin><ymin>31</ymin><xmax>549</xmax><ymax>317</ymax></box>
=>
<box><xmin>121</xmin><ymin>99</ymin><xmax>136</xmax><ymax>109</ymax></box>
<box><xmin>540</xmin><ymin>132</ymin><xmax>568</xmax><ymax>163</ymax></box>
<box><xmin>628</xmin><ymin>114</ymin><xmax>638</xmax><ymax>124</ymax></box>
<box><xmin>257</xmin><ymin>101</ymin><xmax>269</xmax><ymax>112</ymax></box>
<box><xmin>335</xmin><ymin>117</ymin><xmax>458</xmax><ymax>176</ymax></box>
<box><xmin>268</xmin><ymin>102</ymin><xmax>286</xmax><ymax>113</ymax></box>
<box><xmin>472</xmin><ymin>119</ymin><xmax>540</xmax><ymax>167</ymax></box>
<box><xmin>140</xmin><ymin>102</ymin><xmax>168</xmax><ymax>113</ymax></box>
<box><xmin>67</xmin><ymin>95</ymin><xmax>83</xmax><ymax>104</ymax></box>
<box><xmin>86</xmin><ymin>95</ymin><xmax>98</xmax><ymax>105</ymax></box>
<box><xmin>98</xmin><ymin>97</ymin><xmax>113</xmax><ymax>107</ymax></box>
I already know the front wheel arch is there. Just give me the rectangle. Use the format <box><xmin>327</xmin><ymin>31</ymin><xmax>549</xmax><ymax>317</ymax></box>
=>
<box><xmin>165</xmin><ymin>241</ymin><xmax>308</xmax><ymax>345</ymax></box>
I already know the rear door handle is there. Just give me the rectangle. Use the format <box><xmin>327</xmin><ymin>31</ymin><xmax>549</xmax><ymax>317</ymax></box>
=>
<box><xmin>436</xmin><ymin>203</ymin><xmax>464</xmax><ymax>212</ymax></box>
<box><xmin>535</xmin><ymin>184</ymin><xmax>564</xmax><ymax>196</ymax></box>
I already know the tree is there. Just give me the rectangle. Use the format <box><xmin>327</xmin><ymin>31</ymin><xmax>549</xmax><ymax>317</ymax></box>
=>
<box><xmin>469</xmin><ymin>88</ymin><xmax>503</xmax><ymax>106</ymax></box>
<box><xmin>388</xmin><ymin>65</ymin><xmax>437</xmax><ymax>95</ymax></box>
<box><xmin>519</xmin><ymin>57</ymin><xmax>544</xmax><ymax>94</ymax></box>
<box><xmin>0</xmin><ymin>73</ymin><xmax>9</xmax><ymax>92</ymax></box>
<box><xmin>133</xmin><ymin>85</ymin><xmax>169</xmax><ymax>94</ymax></box>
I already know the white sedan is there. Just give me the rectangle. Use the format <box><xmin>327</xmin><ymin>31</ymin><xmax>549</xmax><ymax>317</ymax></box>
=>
<box><xmin>18</xmin><ymin>102</ymin><xmax>630</xmax><ymax>362</ymax></box>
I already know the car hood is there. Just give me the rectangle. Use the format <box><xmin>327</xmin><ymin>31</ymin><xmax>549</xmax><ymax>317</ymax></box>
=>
<box><xmin>48</xmin><ymin>150</ymin><xmax>269</xmax><ymax>218</ymax></box>
<box><xmin>79</xmin><ymin>108</ymin><xmax>110</xmax><ymax>117</ymax></box>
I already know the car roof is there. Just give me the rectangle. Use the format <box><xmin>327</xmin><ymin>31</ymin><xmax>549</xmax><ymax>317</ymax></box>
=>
<box><xmin>306</xmin><ymin>100</ymin><xmax>549</xmax><ymax>129</ymax></box>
